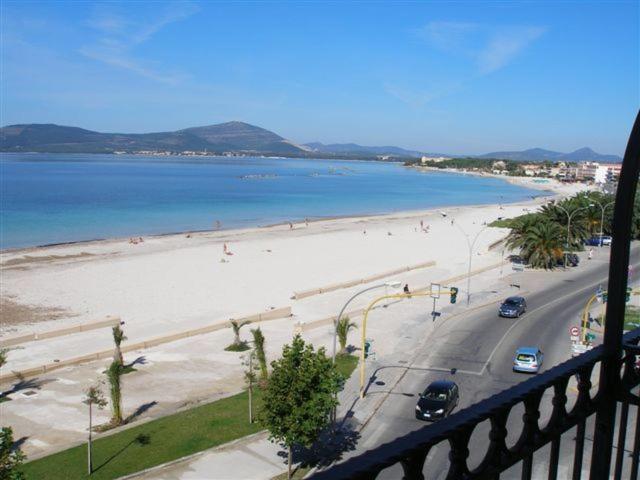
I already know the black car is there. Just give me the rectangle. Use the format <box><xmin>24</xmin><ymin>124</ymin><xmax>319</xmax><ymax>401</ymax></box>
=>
<box><xmin>498</xmin><ymin>296</ymin><xmax>527</xmax><ymax>318</ymax></box>
<box><xmin>415</xmin><ymin>380</ymin><xmax>459</xmax><ymax>421</ymax></box>
<box><xmin>557</xmin><ymin>253</ymin><xmax>580</xmax><ymax>267</ymax></box>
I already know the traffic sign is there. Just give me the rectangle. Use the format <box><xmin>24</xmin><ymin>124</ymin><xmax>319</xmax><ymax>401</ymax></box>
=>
<box><xmin>430</xmin><ymin>283</ymin><xmax>441</xmax><ymax>299</ymax></box>
<box><xmin>570</xmin><ymin>326</ymin><xmax>580</xmax><ymax>336</ymax></box>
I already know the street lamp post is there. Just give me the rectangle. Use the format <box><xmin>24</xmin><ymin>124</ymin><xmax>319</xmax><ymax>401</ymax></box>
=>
<box><xmin>455</xmin><ymin>224</ymin><xmax>488</xmax><ymax>305</ymax></box>
<box><xmin>592</xmin><ymin>200</ymin><xmax>614</xmax><ymax>247</ymax></box>
<box><xmin>556</xmin><ymin>204</ymin><xmax>593</xmax><ymax>268</ymax></box>
<box><xmin>331</xmin><ymin>281</ymin><xmax>401</xmax><ymax>365</ymax></box>
<box><xmin>330</xmin><ymin>281</ymin><xmax>401</xmax><ymax>425</ymax></box>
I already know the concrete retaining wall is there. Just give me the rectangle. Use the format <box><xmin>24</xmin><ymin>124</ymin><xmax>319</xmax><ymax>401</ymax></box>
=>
<box><xmin>0</xmin><ymin>316</ymin><xmax>121</xmax><ymax>348</ymax></box>
<box><xmin>0</xmin><ymin>307</ymin><xmax>291</xmax><ymax>383</ymax></box>
<box><xmin>292</xmin><ymin>260</ymin><xmax>436</xmax><ymax>300</ymax></box>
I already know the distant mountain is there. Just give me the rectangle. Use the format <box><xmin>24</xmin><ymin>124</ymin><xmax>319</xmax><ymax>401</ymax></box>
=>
<box><xmin>303</xmin><ymin>142</ymin><xmax>446</xmax><ymax>158</ymax></box>
<box><xmin>1</xmin><ymin>123</ymin><xmax>622</xmax><ymax>162</ymax></box>
<box><xmin>0</xmin><ymin>122</ymin><xmax>305</xmax><ymax>155</ymax></box>
<box><xmin>477</xmin><ymin>147</ymin><xmax>621</xmax><ymax>163</ymax></box>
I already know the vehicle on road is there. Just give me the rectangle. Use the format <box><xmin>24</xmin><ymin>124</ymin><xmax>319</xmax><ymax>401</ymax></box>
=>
<box><xmin>498</xmin><ymin>296</ymin><xmax>527</xmax><ymax>318</ymax></box>
<box><xmin>415</xmin><ymin>380</ymin><xmax>459</xmax><ymax>421</ymax></box>
<box><xmin>586</xmin><ymin>235</ymin><xmax>612</xmax><ymax>246</ymax></box>
<box><xmin>557</xmin><ymin>253</ymin><xmax>580</xmax><ymax>267</ymax></box>
<box><xmin>513</xmin><ymin>347</ymin><xmax>544</xmax><ymax>373</ymax></box>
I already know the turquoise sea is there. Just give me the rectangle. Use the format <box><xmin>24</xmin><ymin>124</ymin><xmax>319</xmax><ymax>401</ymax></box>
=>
<box><xmin>0</xmin><ymin>153</ymin><xmax>544</xmax><ymax>249</ymax></box>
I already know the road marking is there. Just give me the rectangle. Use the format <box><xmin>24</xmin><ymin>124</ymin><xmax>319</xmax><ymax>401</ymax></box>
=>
<box><xmin>479</xmin><ymin>277</ymin><xmax>613</xmax><ymax>376</ymax></box>
<box><xmin>410</xmin><ymin>365</ymin><xmax>482</xmax><ymax>376</ymax></box>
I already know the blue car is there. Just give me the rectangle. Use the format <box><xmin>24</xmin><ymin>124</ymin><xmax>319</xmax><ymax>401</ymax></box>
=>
<box><xmin>513</xmin><ymin>347</ymin><xmax>544</xmax><ymax>373</ymax></box>
<box><xmin>499</xmin><ymin>296</ymin><xmax>527</xmax><ymax>318</ymax></box>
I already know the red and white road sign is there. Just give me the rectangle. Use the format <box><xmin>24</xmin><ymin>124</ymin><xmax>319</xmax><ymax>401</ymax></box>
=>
<box><xmin>570</xmin><ymin>326</ymin><xmax>580</xmax><ymax>337</ymax></box>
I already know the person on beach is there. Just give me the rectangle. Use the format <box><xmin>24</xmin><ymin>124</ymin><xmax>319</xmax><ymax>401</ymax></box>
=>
<box><xmin>451</xmin><ymin>219</ymin><xmax>455</xmax><ymax>226</ymax></box>
<box><xmin>420</xmin><ymin>220</ymin><xmax>424</xmax><ymax>230</ymax></box>
<box><xmin>223</xmin><ymin>243</ymin><xmax>234</xmax><ymax>255</ymax></box>
<box><xmin>305</xmin><ymin>218</ymin><xmax>309</xmax><ymax>227</ymax></box>
<box><xmin>215</xmin><ymin>220</ymin><xmax>221</xmax><ymax>230</ymax></box>
<box><xmin>289</xmin><ymin>222</ymin><xmax>293</xmax><ymax>230</ymax></box>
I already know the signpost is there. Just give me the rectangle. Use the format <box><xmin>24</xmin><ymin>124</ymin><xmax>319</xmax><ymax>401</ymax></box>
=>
<box><xmin>430</xmin><ymin>283</ymin><xmax>440</xmax><ymax>322</ymax></box>
<box><xmin>570</xmin><ymin>326</ymin><xmax>580</xmax><ymax>337</ymax></box>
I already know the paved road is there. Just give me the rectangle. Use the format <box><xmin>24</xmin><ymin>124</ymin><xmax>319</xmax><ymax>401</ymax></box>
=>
<box><xmin>347</xmin><ymin>246</ymin><xmax>640</xmax><ymax>479</ymax></box>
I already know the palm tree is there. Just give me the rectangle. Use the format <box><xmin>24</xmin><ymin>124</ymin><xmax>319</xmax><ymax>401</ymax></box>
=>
<box><xmin>0</xmin><ymin>348</ymin><xmax>7</xmax><ymax>369</ymax></box>
<box><xmin>83</xmin><ymin>383</ymin><xmax>107</xmax><ymax>474</ymax></box>
<box><xmin>112</xmin><ymin>325</ymin><xmax>127</xmax><ymax>365</ymax></box>
<box><xmin>251</xmin><ymin>328</ymin><xmax>268</xmax><ymax>383</ymax></box>
<box><xmin>507</xmin><ymin>219</ymin><xmax>564</xmax><ymax>269</ymax></box>
<box><xmin>106</xmin><ymin>360</ymin><xmax>123</xmax><ymax>425</ymax></box>
<box><xmin>540</xmin><ymin>200</ymin><xmax>589</xmax><ymax>249</ymax></box>
<box><xmin>336</xmin><ymin>316</ymin><xmax>357</xmax><ymax>354</ymax></box>
<box><xmin>230</xmin><ymin>320</ymin><xmax>250</xmax><ymax>346</ymax></box>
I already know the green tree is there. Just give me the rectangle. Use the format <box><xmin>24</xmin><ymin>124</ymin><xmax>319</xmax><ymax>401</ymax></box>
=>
<box><xmin>250</xmin><ymin>328</ymin><xmax>268</xmax><ymax>384</ymax></box>
<box><xmin>336</xmin><ymin>316</ymin><xmax>357</xmax><ymax>354</ymax></box>
<box><xmin>112</xmin><ymin>325</ymin><xmax>127</xmax><ymax>365</ymax></box>
<box><xmin>106</xmin><ymin>361</ymin><xmax>124</xmax><ymax>426</ymax></box>
<box><xmin>0</xmin><ymin>427</ymin><xmax>25</xmax><ymax>480</ymax></box>
<box><xmin>225</xmin><ymin>320</ymin><xmax>251</xmax><ymax>351</ymax></box>
<box><xmin>540</xmin><ymin>200</ymin><xmax>589</xmax><ymax>250</ymax></box>
<box><xmin>258</xmin><ymin>335</ymin><xmax>342</xmax><ymax>479</ymax></box>
<box><xmin>83</xmin><ymin>383</ymin><xmax>107</xmax><ymax>474</ymax></box>
<box><xmin>507</xmin><ymin>218</ymin><xmax>564</xmax><ymax>269</ymax></box>
<box><xmin>242</xmin><ymin>350</ymin><xmax>260</xmax><ymax>424</ymax></box>
<box><xmin>0</xmin><ymin>348</ymin><xmax>7</xmax><ymax>369</ymax></box>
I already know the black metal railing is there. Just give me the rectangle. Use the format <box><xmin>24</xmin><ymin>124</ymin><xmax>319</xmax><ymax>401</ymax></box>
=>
<box><xmin>310</xmin><ymin>110</ymin><xmax>640</xmax><ymax>480</ymax></box>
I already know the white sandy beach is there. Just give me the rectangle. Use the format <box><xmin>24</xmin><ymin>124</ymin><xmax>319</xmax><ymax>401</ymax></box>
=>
<box><xmin>0</xmin><ymin>176</ymin><xmax>586</xmax><ymax>342</ymax></box>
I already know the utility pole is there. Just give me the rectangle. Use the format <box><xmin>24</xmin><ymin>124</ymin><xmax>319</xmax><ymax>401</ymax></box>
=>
<box><xmin>455</xmin><ymin>224</ymin><xmax>488</xmax><ymax>305</ymax></box>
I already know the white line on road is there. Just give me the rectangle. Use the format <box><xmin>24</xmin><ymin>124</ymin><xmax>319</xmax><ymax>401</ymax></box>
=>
<box><xmin>479</xmin><ymin>277</ymin><xmax>611</xmax><ymax>375</ymax></box>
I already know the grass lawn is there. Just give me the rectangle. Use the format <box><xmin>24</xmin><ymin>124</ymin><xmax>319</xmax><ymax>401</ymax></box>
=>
<box><xmin>20</xmin><ymin>354</ymin><xmax>359</xmax><ymax>480</ymax></box>
<box><xmin>335</xmin><ymin>353</ymin><xmax>359</xmax><ymax>379</ymax></box>
<box><xmin>21</xmin><ymin>389</ymin><xmax>264</xmax><ymax>480</ymax></box>
<box><xmin>625</xmin><ymin>306</ymin><xmax>640</xmax><ymax>331</ymax></box>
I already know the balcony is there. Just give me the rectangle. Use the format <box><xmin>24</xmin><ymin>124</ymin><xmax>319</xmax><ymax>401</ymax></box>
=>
<box><xmin>310</xmin><ymin>112</ymin><xmax>640</xmax><ymax>480</ymax></box>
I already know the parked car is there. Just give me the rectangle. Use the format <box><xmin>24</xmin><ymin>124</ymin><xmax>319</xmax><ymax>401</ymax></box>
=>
<box><xmin>415</xmin><ymin>380</ymin><xmax>459</xmax><ymax>421</ymax></box>
<box><xmin>557</xmin><ymin>253</ymin><xmax>580</xmax><ymax>267</ymax></box>
<box><xmin>586</xmin><ymin>235</ymin><xmax>612</xmax><ymax>246</ymax></box>
<box><xmin>513</xmin><ymin>347</ymin><xmax>544</xmax><ymax>373</ymax></box>
<box><xmin>498</xmin><ymin>296</ymin><xmax>527</xmax><ymax>318</ymax></box>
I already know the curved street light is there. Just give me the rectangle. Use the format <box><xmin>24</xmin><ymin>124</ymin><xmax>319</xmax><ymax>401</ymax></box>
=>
<box><xmin>455</xmin><ymin>224</ymin><xmax>489</xmax><ymax>305</ymax></box>
<box><xmin>556</xmin><ymin>203</ymin><xmax>594</xmax><ymax>267</ymax></box>
<box><xmin>331</xmin><ymin>281</ymin><xmax>401</xmax><ymax>365</ymax></box>
<box><xmin>591</xmin><ymin>200</ymin><xmax>615</xmax><ymax>247</ymax></box>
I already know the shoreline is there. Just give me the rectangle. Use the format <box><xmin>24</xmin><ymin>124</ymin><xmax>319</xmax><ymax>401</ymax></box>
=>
<box><xmin>1</xmin><ymin>194</ymin><xmax>548</xmax><ymax>256</ymax></box>
<box><xmin>1</xmin><ymin>173</ymin><xmax>559</xmax><ymax>255</ymax></box>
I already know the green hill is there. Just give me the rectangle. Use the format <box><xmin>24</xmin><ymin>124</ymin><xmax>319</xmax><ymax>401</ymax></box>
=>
<box><xmin>0</xmin><ymin>121</ymin><xmax>305</xmax><ymax>155</ymax></box>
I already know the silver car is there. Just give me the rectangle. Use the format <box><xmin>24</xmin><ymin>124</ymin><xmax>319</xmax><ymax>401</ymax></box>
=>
<box><xmin>513</xmin><ymin>347</ymin><xmax>543</xmax><ymax>373</ymax></box>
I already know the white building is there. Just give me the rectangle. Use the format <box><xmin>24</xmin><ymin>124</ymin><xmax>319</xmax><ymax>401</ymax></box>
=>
<box><xmin>595</xmin><ymin>163</ymin><xmax>622</xmax><ymax>184</ymax></box>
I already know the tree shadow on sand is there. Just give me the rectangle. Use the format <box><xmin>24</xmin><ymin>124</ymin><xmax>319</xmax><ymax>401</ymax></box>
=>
<box><xmin>0</xmin><ymin>375</ymin><xmax>55</xmax><ymax>401</ymax></box>
<box><xmin>125</xmin><ymin>401</ymin><xmax>158</xmax><ymax>424</ymax></box>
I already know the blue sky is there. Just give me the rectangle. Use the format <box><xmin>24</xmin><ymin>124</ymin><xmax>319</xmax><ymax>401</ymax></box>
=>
<box><xmin>1</xmin><ymin>1</ymin><xmax>638</xmax><ymax>155</ymax></box>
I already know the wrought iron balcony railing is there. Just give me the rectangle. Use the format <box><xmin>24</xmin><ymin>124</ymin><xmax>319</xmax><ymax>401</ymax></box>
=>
<box><xmin>310</xmin><ymin>111</ymin><xmax>640</xmax><ymax>480</ymax></box>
